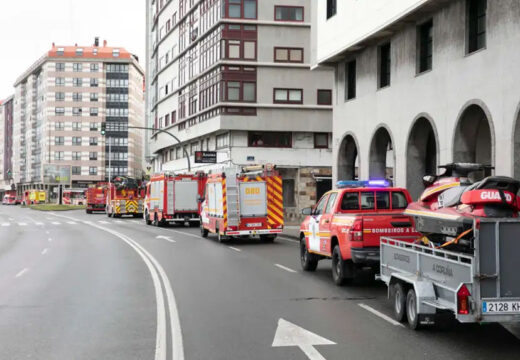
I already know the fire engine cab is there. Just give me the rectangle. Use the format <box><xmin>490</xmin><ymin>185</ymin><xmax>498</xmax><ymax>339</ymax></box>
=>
<box><xmin>299</xmin><ymin>180</ymin><xmax>419</xmax><ymax>285</ymax></box>
<box><xmin>200</xmin><ymin>164</ymin><xmax>284</xmax><ymax>242</ymax></box>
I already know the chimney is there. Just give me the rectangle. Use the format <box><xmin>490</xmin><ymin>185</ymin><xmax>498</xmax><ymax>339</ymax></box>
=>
<box><xmin>94</xmin><ymin>37</ymin><xmax>99</xmax><ymax>47</ymax></box>
<box><xmin>52</xmin><ymin>42</ymin><xmax>55</xmax><ymax>48</ymax></box>
<box><xmin>75</xmin><ymin>43</ymin><xmax>78</xmax><ymax>46</ymax></box>
<box><xmin>103</xmin><ymin>40</ymin><xmax>107</xmax><ymax>47</ymax></box>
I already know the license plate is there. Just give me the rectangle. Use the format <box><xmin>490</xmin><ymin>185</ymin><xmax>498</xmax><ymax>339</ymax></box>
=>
<box><xmin>246</xmin><ymin>223</ymin><xmax>262</xmax><ymax>228</ymax></box>
<box><xmin>482</xmin><ymin>301</ymin><xmax>520</xmax><ymax>314</ymax></box>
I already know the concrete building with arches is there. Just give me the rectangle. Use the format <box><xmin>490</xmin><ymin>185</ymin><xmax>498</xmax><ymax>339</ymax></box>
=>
<box><xmin>312</xmin><ymin>0</ymin><xmax>520</xmax><ymax>199</ymax></box>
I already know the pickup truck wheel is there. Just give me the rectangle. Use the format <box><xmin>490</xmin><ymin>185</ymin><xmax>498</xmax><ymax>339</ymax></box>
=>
<box><xmin>393</xmin><ymin>283</ymin><xmax>407</xmax><ymax>322</ymax></box>
<box><xmin>406</xmin><ymin>289</ymin><xmax>420</xmax><ymax>330</ymax></box>
<box><xmin>300</xmin><ymin>238</ymin><xmax>318</xmax><ymax>271</ymax></box>
<box><xmin>331</xmin><ymin>246</ymin><xmax>353</xmax><ymax>286</ymax></box>
<box><xmin>201</xmin><ymin>223</ymin><xmax>209</xmax><ymax>238</ymax></box>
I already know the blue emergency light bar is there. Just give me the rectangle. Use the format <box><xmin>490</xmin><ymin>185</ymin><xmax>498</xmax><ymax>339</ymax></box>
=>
<box><xmin>337</xmin><ymin>179</ymin><xmax>390</xmax><ymax>189</ymax></box>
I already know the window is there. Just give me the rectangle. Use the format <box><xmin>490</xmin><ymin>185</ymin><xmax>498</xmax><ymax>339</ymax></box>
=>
<box><xmin>326</xmin><ymin>0</ymin><xmax>337</xmax><ymax>19</ymax></box>
<box><xmin>89</xmin><ymin>137</ymin><xmax>98</xmax><ymax>146</ymax></box>
<box><xmin>113</xmin><ymin>49</ymin><xmax>120</xmax><ymax>57</ymax></box>
<box><xmin>379</xmin><ymin>43</ymin><xmax>391</xmax><ymax>88</ymax></box>
<box><xmin>55</xmin><ymin>77</ymin><xmax>65</xmax><ymax>86</ymax></box>
<box><xmin>76</xmin><ymin>48</ymin><xmax>84</xmax><ymax>56</ymax></box>
<box><xmin>314</xmin><ymin>133</ymin><xmax>328</xmax><ymax>149</ymax></box>
<box><xmin>314</xmin><ymin>194</ymin><xmax>329</xmax><ymax>215</ymax></box>
<box><xmin>392</xmin><ymin>192</ymin><xmax>409</xmax><ymax>209</ymax></box>
<box><xmin>165</xmin><ymin>114</ymin><xmax>170</xmax><ymax>127</ymax></box>
<box><xmin>166</xmin><ymin>19</ymin><xmax>171</xmax><ymax>32</ymax></box>
<box><xmin>90</xmin><ymin>78</ymin><xmax>99</xmax><ymax>87</ymax></box>
<box><xmin>55</xmin><ymin>107</ymin><xmax>65</xmax><ymax>116</ymax></box>
<box><xmin>89</xmin><ymin>167</ymin><xmax>98</xmax><ymax>175</ymax></box>
<box><xmin>54</xmin><ymin>151</ymin><xmax>64</xmax><ymax>161</ymax></box>
<box><xmin>57</xmin><ymin>47</ymin><xmax>65</xmax><ymax>56</ymax></box>
<box><xmin>55</xmin><ymin>136</ymin><xmax>64</xmax><ymax>145</ymax></box>
<box><xmin>325</xmin><ymin>193</ymin><xmax>338</xmax><ymax>213</ymax></box>
<box><xmin>93</xmin><ymin>48</ymin><xmax>98</xmax><ymax>56</ymax></box>
<box><xmin>360</xmin><ymin>192</ymin><xmax>375</xmax><ymax>210</ymax></box>
<box><xmin>376</xmin><ymin>191</ymin><xmax>390</xmax><ymax>210</ymax></box>
<box><xmin>248</xmin><ymin>132</ymin><xmax>292</xmax><ymax>148</ymax></box>
<box><xmin>90</xmin><ymin>63</ymin><xmax>99</xmax><ymax>72</ymax></box>
<box><xmin>72</xmin><ymin>107</ymin><xmax>82</xmax><ymax>116</ymax></box>
<box><xmin>274</xmin><ymin>88</ymin><xmax>302</xmax><ymax>104</ymax></box>
<box><xmin>55</xmin><ymin>92</ymin><xmax>65</xmax><ymax>101</ymax></box>
<box><xmin>216</xmin><ymin>133</ymin><xmax>229</xmax><ymax>149</ymax></box>
<box><xmin>73</xmin><ymin>93</ymin><xmax>82</xmax><ymax>101</ymax></box>
<box><xmin>90</xmin><ymin>108</ymin><xmax>98</xmax><ymax>116</ymax></box>
<box><xmin>73</xmin><ymin>78</ymin><xmax>83</xmax><ymax>87</ymax></box>
<box><xmin>225</xmin><ymin>81</ymin><xmax>256</xmax><ymax>102</ymax></box>
<box><xmin>72</xmin><ymin>166</ymin><xmax>81</xmax><ymax>175</ymax></box>
<box><xmin>90</xmin><ymin>93</ymin><xmax>98</xmax><ymax>102</ymax></box>
<box><xmin>73</xmin><ymin>63</ymin><xmax>82</xmax><ymax>72</ymax></box>
<box><xmin>244</xmin><ymin>0</ymin><xmax>256</xmax><ymax>18</ymax></box>
<box><xmin>72</xmin><ymin>122</ymin><xmax>81</xmax><ymax>131</ymax></box>
<box><xmin>283</xmin><ymin>179</ymin><xmax>296</xmax><ymax>207</ymax></box>
<box><xmin>90</xmin><ymin>122</ymin><xmax>98</xmax><ymax>131</ymax></box>
<box><xmin>72</xmin><ymin>151</ymin><xmax>81</xmax><ymax>160</ymax></box>
<box><xmin>243</xmin><ymin>41</ymin><xmax>256</xmax><ymax>60</ymax></box>
<box><xmin>72</xmin><ymin>136</ymin><xmax>82</xmax><ymax>145</ymax></box>
<box><xmin>317</xmin><ymin>90</ymin><xmax>332</xmax><ymax>105</ymax></box>
<box><xmin>341</xmin><ymin>192</ymin><xmax>360</xmax><ymax>211</ymax></box>
<box><xmin>55</xmin><ymin>63</ymin><xmax>65</xmax><ymax>72</ymax></box>
<box><xmin>190</xmin><ymin>142</ymin><xmax>199</xmax><ymax>155</ymax></box>
<box><xmin>227</xmin><ymin>40</ymin><xmax>241</xmax><ymax>59</ymax></box>
<box><xmin>274</xmin><ymin>47</ymin><xmax>303</xmax><ymax>63</ymax></box>
<box><xmin>345</xmin><ymin>60</ymin><xmax>356</xmax><ymax>100</ymax></box>
<box><xmin>467</xmin><ymin>0</ymin><xmax>487</xmax><ymax>53</ymax></box>
<box><xmin>89</xmin><ymin>152</ymin><xmax>98</xmax><ymax>160</ymax></box>
<box><xmin>417</xmin><ymin>20</ymin><xmax>433</xmax><ymax>73</ymax></box>
<box><xmin>171</xmin><ymin>110</ymin><xmax>177</xmax><ymax>124</ymax></box>
<box><xmin>275</xmin><ymin>6</ymin><xmax>303</xmax><ymax>21</ymax></box>
<box><xmin>226</xmin><ymin>0</ymin><xmax>257</xmax><ymax>19</ymax></box>
<box><xmin>55</xmin><ymin>122</ymin><xmax>65</xmax><ymax>131</ymax></box>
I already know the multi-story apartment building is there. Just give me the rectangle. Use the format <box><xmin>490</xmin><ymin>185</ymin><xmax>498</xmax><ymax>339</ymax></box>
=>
<box><xmin>146</xmin><ymin>0</ymin><xmax>334</xmax><ymax>222</ymax></box>
<box><xmin>0</xmin><ymin>96</ymin><xmax>14</xmax><ymax>191</ymax></box>
<box><xmin>313</xmin><ymin>0</ymin><xmax>520</xmax><ymax>198</ymax></box>
<box><xmin>13</xmin><ymin>40</ymin><xmax>145</xmax><ymax>193</ymax></box>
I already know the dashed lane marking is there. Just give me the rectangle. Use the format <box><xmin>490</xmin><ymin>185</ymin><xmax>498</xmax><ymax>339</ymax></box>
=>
<box><xmin>168</xmin><ymin>230</ymin><xmax>202</xmax><ymax>239</ymax></box>
<box><xmin>41</xmin><ymin>248</ymin><xmax>49</xmax><ymax>255</ymax></box>
<box><xmin>228</xmin><ymin>246</ymin><xmax>242</xmax><ymax>252</ymax></box>
<box><xmin>18</xmin><ymin>222</ymin><xmax>27</xmax><ymax>226</ymax></box>
<box><xmin>98</xmin><ymin>221</ymin><xmax>110</xmax><ymax>224</ymax></box>
<box><xmin>35</xmin><ymin>222</ymin><xmax>44</xmax><ymax>226</ymax></box>
<box><xmin>48</xmin><ymin>238</ymin><xmax>53</xmax><ymax>242</ymax></box>
<box><xmin>1</xmin><ymin>223</ymin><xmax>10</xmax><ymax>227</ymax></box>
<box><xmin>358</xmin><ymin>303</ymin><xmax>404</xmax><ymax>327</ymax></box>
<box><xmin>66</xmin><ymin>221</ymin><xmax>77</xmax><ymax>225</ymax></box>
<box><xmin>275</xmin><ymin>264</ymin><xmax>297</xmax><ymax>273</ymax></box>
<box><xmin>15</xmin><ymin>268</ymin><xmax>29</xmax><ymax>278</ymax></box>
<box><xmin>51</xmin><ymin>222</ymin><xmax>61</xmax><ymax>225</ymax></box>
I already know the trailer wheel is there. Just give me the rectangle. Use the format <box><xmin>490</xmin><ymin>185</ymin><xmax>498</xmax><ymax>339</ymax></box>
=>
<box><xmin>200</xmin><ymin>223</ymin><xmax>209</xmax><ymax>238</ymax></box>
<box><xmin>406</xmin><ymin>288</ymin><xmax>420</xmax><ymax>330</ymax></box>
<box><xmin>393</xmin><ymin>283</ymin><xmax>407</xmax><ymax>323</ymax></box>
<box><xmin>300</xmin><ymin>238</ymin><xmax>318</xmax><ymax>271</ymax></box>
<box><xmin>331</xmin><ymin>246</ymin><xmax>353</xmax><ymax>286</ymax></box>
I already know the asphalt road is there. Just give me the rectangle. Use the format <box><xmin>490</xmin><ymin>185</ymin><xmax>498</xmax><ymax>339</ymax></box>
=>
<box><xmin>0</xmin><ymin>206</ymin><xmax>519</xmax><ymax>359</ymax></box>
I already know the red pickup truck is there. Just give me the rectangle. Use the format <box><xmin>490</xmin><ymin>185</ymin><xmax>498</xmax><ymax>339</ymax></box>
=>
<box><xmin>299</xmin><ymin>180</ymin><xmax>420</xmax><ymax>285</ymax></box>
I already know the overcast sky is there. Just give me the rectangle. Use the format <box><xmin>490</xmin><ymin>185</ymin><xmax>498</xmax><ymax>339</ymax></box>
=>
<box><xmin>0</xmin><ymin>0</ymin><xmax>146</xmax><ymax>99</ymax></box>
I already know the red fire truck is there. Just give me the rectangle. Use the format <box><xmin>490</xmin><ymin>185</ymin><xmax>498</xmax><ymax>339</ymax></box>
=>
<box><xmin>144</xmin><ymin>172</ymin><xmax>207</xmax><ymax>226</ymax></box>
<box><xmin>200</xmin><ymin>164</ymin><xmax>284</xmax><ymax>242</ymax></box>
<box><xmin>106</xmin><ymin>177</ymin><xmax>145</xmax><ymax>218</ymax></box>
<box><xmin>2</xmin><ymin>190</ymin><xmax>18</xmax><ymax>205</ymax></box>
<box><xmin>63</xmin><ymin>189</ymin><xmax>86</xmax><ymax>206</ymax></box>
<box><xmin>86</xmin><ymin>183</ymin><xmax>109</xmax><ymax>214</ymax></box>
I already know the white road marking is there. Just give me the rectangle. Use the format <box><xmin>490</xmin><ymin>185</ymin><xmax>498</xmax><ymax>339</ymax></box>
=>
<box><xmin>156</xmin><ymin>235</ymin><xmax>176</xmax><ymax>243</ymax></box>
<box><xmin>50</xmin><ymin>212</ymin><xmax>185</xmax><ymax>360</ymax></box>
<box><xmin>278</xmin><ymin>236</ymin><xmax>299</xmax><ymax>244</ymax></box>
<box><xmin>15</xmin><ymin>268</ymin><xmax>29</xmax><ymax>278</ymax></box>
<box><xmin>8</xmin><ymin>218</ymin><xmax>14</xmax><ymax>221</ymax></box>
<box><xmin>98</xmin><ymin>220</ymin><xmax>109</xmax><ymax>224</ymax></box>
<box><xmin>45</xmin><ymin>231</ymin><xmax>50</xmax><ymax>234</ymax></box>
<box><xmin>66</xmin><ymin>221</ymin><xmax>77</xmax><ymax>225</ymax></box>
<box><xmin>169</xmin><ymin>230</ymin><xmax>201</xmax><ymax>239</ymax></box>
<box><xmin>114</xmin><ymin>220</ymin><xmax>124</xmax><ymax>224</ymax></box>
<box><xmin>228</xmin><ymin>246</ymin><xmax>242</xmax><ymax>252</ymax></box>
<box><xmin>358</xmin><ymin>303</ymin><xmax>404</xmax><ymax>327</ymax></box>
<box><xmin>41</xmin><ymin>248</ymin><xmax>49</xmax><ymax>255</ymax></box>
<box><xmin>1</xmin><ymin>223</ymin><xmax>10</xmax><ymax>227</ymax></box>
<box><xmin>48</xmin><ymin>238</ymin><xmax>53</xmax><ymax>242</ymax></box>
<box><xmin>35</xmin><ymin>222</ymin><xmax>44</xmax><ymax>226</ymax></box>
<box><xmin>18</xmin><ymin>222</ymin><xmax>27</xmax><ymax>226</ymax></box>
<box><xmin>51</xmin><ymin>222</ymin><xmax>61</xmax><ymax>225</ymax></box>
<box><xmin>275</xmin><ymin>264</ymin><xmax>297</xmax><ymax>273</ymax></box>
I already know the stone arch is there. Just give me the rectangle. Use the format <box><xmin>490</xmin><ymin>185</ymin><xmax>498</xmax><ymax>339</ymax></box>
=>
<box><xmin>337</xmin><ymin>132</ymin><xmax>359</xmax><ymax>181</ymax></box>
<box><xmin>453</xmin><ymin>101</ymin><xmax>494</xmax><ymax>176</ymax></box>
<box><xmin>406</xmin><ymin>114</ymin><xmax>438</xmax><ymax>199</ymax></box>
<box><xmin>369</xmin><ymin>125</ymin><xmax>395</xmax><ymax>181</ymax></box>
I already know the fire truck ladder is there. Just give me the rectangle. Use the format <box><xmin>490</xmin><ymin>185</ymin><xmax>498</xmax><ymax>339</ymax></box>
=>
<box><xmin>225</xmin><ymin>172</ymin><xmax>240</xmax><ymax>227</ymax></box>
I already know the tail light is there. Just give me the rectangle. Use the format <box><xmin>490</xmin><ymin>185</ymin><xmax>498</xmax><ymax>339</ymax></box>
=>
<box><xmin>457</xmin><ymin>284</ymin><xmax>471</xmax><ymax>315</ymax></box>
<box><xmin>351</xmin><ymin>219</ymin><xmax>363</xmax><ymax>242</ymax></box>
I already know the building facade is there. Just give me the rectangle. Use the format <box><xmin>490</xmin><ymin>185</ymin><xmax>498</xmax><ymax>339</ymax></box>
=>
<box><xmin>146</xmin><ymin>0</ymin><xmax>334</xmax><ymax>223</ymax></box>
<box><xmin>0</xmin><ymin>96</ymin><xmax>14</xmax><ymax>190</ymax></box>
<box><xmin>12</xmin><ymin>40</ymin><xmax>145</xmax><ymax>194</ymax></box>
<box><xmin>313</xmin><ymin>0</ymin><xmax>520</xmax><ymax>199</ymax></box>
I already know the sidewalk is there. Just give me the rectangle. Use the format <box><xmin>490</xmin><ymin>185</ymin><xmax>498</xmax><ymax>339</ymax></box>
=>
<box><xmin>282</xmin><ymin>225</ymin><xmax>300</xmax><ymax>239</ymax></box>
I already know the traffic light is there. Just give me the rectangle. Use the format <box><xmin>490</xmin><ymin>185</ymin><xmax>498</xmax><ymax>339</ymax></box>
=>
<box><xmin>100</xmin><ymin>122</ymin><xmax>106</xmax><ymax>136</ymax></box>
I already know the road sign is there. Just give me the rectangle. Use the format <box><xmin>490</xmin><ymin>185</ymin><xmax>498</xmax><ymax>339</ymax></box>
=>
<box><xmin>194</xmin><ymin>151</ymin><xmax>217</xmax><ymax>164</ymax></box>
<box><xmin>43</xmin><ymin>164</ymin><xmax>72</xmax><ymax>185</ymax></box>
<box><xmin>272</xmin><ymin>318</ymin><xmax>336</xmax><ymax>360</ymax></box>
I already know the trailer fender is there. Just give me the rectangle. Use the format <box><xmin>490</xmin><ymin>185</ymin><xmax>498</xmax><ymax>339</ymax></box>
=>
<box><xmin>388</xmin><ymin>274</ymin><xmax>436</xmax><ymax>315</ymax></box>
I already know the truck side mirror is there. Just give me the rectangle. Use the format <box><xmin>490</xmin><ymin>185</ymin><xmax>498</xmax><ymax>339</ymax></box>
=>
<box><xmin>423</xmin><ymin>175</ymin><xmax>436</xmax><ymax>187</ymax></box>
<box><xmin>301</xmin><ymin>207</ymin><xmax>312</xmax><ymax>216</ymax></box>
